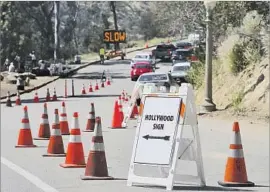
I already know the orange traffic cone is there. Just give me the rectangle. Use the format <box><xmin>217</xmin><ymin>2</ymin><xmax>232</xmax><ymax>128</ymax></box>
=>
<box><xmin>125</xmin><ymin>93</ymin><xmax>129</xmax><ymax>102</ymax></box>
<box><xmin>118</xmin><ymin>96</ymin><xmax>123</xmax><ymax>109</ymax></box>
<box><xmin>34</xmin><ymin>103</ymin><xmax>51</xmax><ymax>140</ymax></box>
<box><xmin>121</xmin><ymin>90</ymin><xmax>125</xmax><ymax>101</ymax></box>
<box><xmin>106</xmin><ymin>77</ymin><xmax>111</xmax><ymax>86</ymax></box>
<box><xmin>45</xmin><ymin>88</ymin><xmax>50</xmax><ymax>102</ymax></box>
<box><xmin>89</xmin><ymin>82</ymin><xmax>93</xmax><ymax>92</ymax></box>
<box><xmin>145</xmin><ymin>41</ymin><xmax>149</xmax><ymax>48</ymax></box>
<box><xmin>95</xmin><ymin>80</ymin><xmax>99</xmax><ymax>90</ymax></box>
<box><xmin>83</xmin><ymin>103</ymin><xmax>95</xmax><ymax>132</ymax></box>
<box><xmin>218</xmin><ymin>122</ymin><xmax>255</xmax><ymax>187</ymax></box>
<box><xmin>60</xmin><ymin>112</ymin><xmax>86</xmax><ymax>168</ymax></box>
<box><xmin>52</xmin><ymin>87</ymin><xmax>57</xmax><ymax>101</ymax></box>
<box><xmin>43</xmin><ymin>109</ymin><xmax>66</xmax><ymax>157</ymax></box>
<box><xmin>33</xmin><ymin>90</ymin><xmax>39</xmax><ymax>103</ymax></box>
<box><xmin>130</xmin><ymin>104</ymin><xmax>139</xmax><ymax>119</ymax></box>
<box><xmin>81</xmin><ymin>117</ymin><xmax>113</xmax><ymax>180</ymax></box>
<box><xmin>60</xmin><ymin>101</ymin><xmax>70</xmax><ymax>135</ymax></box>
<box><xmin>15</xmin><ymin>91</ymin><xmax>21</xmax><ymax>106</ymax></box>
<box><xmin>118</xmin><ymin>98</ymin><xmax>124</xmax><ymax>123</ymax></box>
<box><xmin>15</xmin><ymin>106</ymin><xmax>37</xmax><ymax>148</ymax></box>
<box><xmin>6</xmin><ymin>91</ymin><xmax>12</xmax><ymax>107</ymax></box>
<box><xmin>81</xmin><ymin>84</ymin><xmax>86</xmax><ymax>95</ymax></box>
<box><xmin>109</xmin><ymin>100</ymin><xmax>125</xmax><ymax>129</ymax></box>
<box><xmin>101</xmin><ymin>81</ymin><xmax>105</xmax><ymax>88</ymax></box>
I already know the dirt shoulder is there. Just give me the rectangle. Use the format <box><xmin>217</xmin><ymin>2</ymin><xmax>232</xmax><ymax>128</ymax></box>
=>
<box><xmin>0</xmin><ymin>76</ymin><xmax>59</xmax><ymax>99</ymax></box>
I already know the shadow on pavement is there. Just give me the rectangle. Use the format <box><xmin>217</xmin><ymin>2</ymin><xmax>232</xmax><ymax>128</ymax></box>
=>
<box><xmin>90</xmin><ymin>59</ymin><xmax>131</xmax><ymax>66</ymax></box>
<box><xmin>136</xmin><ymin>185</ymin><xmax>255</xmax><ymax>191</ymax></box>
<box><xmin>72</xmin><ymin>72</ymin><xmax>130</xmax><ymax>80</ymax></box>
<box><xmin>1</xmin><ymin>94</ymin><xmax>122</xmax><ymax>105</ymax></box>
<box><xmin>66</xmin><ymin>94</ymin><xmax>121</xmax><ymax>99</ymax></box>
<box><xmin>0</xmin><ymin>97</ymin><xmax>65</xmax><ymax>105</ymax></box>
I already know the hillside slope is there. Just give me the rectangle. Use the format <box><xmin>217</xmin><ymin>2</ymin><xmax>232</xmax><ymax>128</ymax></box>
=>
<box><xmin>195</xmin><ymin>57</ymin><xmax>269</xmax><ymax>122</ymax></box>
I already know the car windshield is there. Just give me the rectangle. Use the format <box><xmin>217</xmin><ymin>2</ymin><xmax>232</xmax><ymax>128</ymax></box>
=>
<box><xmin>176</xmin><ymin>43</ymin><xmax>192</xmax><ymax>49</ymax></box>
<box><xmin>176</xmin><ymin>50</ymin><xmax>193</xmax><ymax>57</ymax></box>
<box><xmin>139</xmin><ymin>74</ymin><xmax>168</xmax><ymax>82</ymax></box>
<box><xmin>156</xmin><ymin>44</ymin><xmax>175</xmax><ymax>50</ymax></box>
<box><xmin>173</xmin><ymin>66</ymin><xmax>190</xmax><ymax>71</ymax></box>
<box><xmin>135</xmin><ymin>55</ymin><xmax>149</xmax><ymax>59</ymax></box>
<box><xmin>135</xmin><ymin>64</ymin><xmax>150</xmax><ymax>69</ymax></box>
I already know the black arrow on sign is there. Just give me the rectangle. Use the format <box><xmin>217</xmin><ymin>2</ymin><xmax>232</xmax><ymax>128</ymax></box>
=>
<box><xmin>143</xmin><ymin>135</ymin><xmax>170</xmax><ymax>141</ymax></box>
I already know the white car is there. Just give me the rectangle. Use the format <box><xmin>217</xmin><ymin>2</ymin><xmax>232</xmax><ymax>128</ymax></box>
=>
<box><xmin>169</xmin><ymin>62</ymin><xmax>191</xmax><ymax>83</ymax></box>
<box><xmin>130</xmin><ymin>52</ymin><xmax>155</xmax><ymax>67</ymax></box>
<box><xmin>131</xmin><ymin>72</ymin><xmax>180</xmax><ymax>105</ymax></box>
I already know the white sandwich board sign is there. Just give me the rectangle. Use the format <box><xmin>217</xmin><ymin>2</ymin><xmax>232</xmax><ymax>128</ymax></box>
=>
<box><xmin>127</xmin><ymin>83</ymin><xmax>206</xmax><ymax>190</ymax></box>
<box><xmin>134</xmin><ymin>97</ymin><xmax>181</xmax><ymax>165</ymax></box>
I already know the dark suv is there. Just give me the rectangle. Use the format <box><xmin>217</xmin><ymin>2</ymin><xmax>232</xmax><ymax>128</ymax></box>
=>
<box><xmin>152</xmin><ymin>44</ymin><xmax>176</xmax><ymax>61</ymax></box>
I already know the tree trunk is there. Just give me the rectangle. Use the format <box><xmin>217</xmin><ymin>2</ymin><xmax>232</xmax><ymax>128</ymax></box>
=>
<box><xmin>110</xmin><ymin>1</ymin><xmax>119</xmax><ymax>50</ymax></box>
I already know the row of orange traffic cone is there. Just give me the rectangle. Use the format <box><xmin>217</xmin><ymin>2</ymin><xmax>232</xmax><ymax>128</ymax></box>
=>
<box><xmin>16</xmin><ymin>105</ymin><xmax>113</xmax><ymax>180</ymax></box>
<box><xmin>5</xmin><ymin>87</ymin><xmax>58</xmax><ymax>107</ymax></box>
<box><xmin>35</xmin><ymin>101</ymin><xmax>98</xmax><ymax>140</ymax></box>
<box><xmin>81</xmin><ymin>78</ymin><xmax>111</xmax><ymax>95</ymax></box>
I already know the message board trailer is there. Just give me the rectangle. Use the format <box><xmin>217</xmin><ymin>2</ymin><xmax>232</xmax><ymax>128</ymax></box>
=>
<box><xmin>127</xmin><ymin>83</ymin><xmax>206</xmax><ymax>190</ymax></box>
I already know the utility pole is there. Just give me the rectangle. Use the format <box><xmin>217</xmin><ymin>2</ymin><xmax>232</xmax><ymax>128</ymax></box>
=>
<box><xmin>54</xmin><ymin>1</ymin><xmax>58</xmax><ymax>63</ymax></box>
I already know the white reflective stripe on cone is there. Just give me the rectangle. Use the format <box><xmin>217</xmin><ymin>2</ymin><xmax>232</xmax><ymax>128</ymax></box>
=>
<box><xmin>22</xmin><ymin>123</ymin><xmax>30</xmax><ymax>129</ymax></box>
<box><xmin>51</xmin><ymin>128</ymin><xmax>61</xmax><ymax>136</ymax></box>
<box><xmin>231</xmin><ymin>132</ymin><xmax>242</xmax><ymax>145</ymax></box>
<box><xmin>118</xmin><ymin>99</ymin><xmax>122</xmax><ymax>105</ymax></box>
<box><xmin>94</xmin><ymin>124</ymin><xmax>103</xmax><ymax>136</ymax></box>
<box><xmin>69</xmin><ymin>135</ymin><xmax>82</xmax><ymax>143</ymax></box>
<box><xmin>60</xmin><ymin>116</ymin><xmax>67</xmax><ymax>121</ymax></box>
<box><xmin>73</xmin><ymin>119</ymin><xmax>79</xmax><ymax>130</ymax></box>
<box><xmin>90</xmin><ymin>142</ymin><xmax>105</xmax><ymax>152</ymax></box>
<box><xmin>88</xmin><ymin>113</ymin><xmax>95</xmax><ymax>119</ymax></box>
<box><xmin>44</xmin><ymin>108</ymin><xmax>48</xmax><ymax>115</ymax></box>
<box><xmin>229</xmin><ymin>149</ymin><xmax>244</xmax><ymax>158</ymax></box>
<box><xmin>62</xmin><ymin>107</ymin><xmax>66</xmax><ymax>114</ymax></box>
<box><xmin>24</xmin><ymin>113</ymin><xmax>29</xmax><ymax>120</ymax></box>
<box><xmin>41</xmin><ymin>118</ymin><xmax>49</xmax><ymax>124</ymax></box>
<box><xmin>54</xmin><ymin>116</ymin><xmax>60</xmax><ymax>124</ymax></box>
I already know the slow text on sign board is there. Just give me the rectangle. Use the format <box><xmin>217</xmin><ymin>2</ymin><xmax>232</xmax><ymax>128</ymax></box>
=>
<box><xmin>103</xmin><ymin>30</ymin><xmax>126</xmax><ymax>43</ymax></box>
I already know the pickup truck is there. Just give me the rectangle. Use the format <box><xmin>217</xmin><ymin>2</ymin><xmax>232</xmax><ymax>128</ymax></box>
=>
<box><xmin>152</xmin><ymin>44</ymin><xmax>176</xmax><ymax>61</ymax></box>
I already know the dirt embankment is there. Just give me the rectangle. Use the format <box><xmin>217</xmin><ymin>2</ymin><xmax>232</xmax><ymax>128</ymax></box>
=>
<box><xmin>195</xmin><ymin>57</ymin><xmax>269</xmax><ymax>123</ymax></box>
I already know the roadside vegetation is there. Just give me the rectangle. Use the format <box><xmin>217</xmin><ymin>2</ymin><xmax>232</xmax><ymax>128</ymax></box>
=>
<box><xmin>187</xmin><ymin>9</ymin><xmax>269</xmax><ymax>119</ymax></box>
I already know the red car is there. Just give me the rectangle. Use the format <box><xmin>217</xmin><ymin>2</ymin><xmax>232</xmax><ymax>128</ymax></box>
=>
<box><xmin>130</xmin><ymin>62</ymin><xmax>153</xmax><ymax>81</ymax></box>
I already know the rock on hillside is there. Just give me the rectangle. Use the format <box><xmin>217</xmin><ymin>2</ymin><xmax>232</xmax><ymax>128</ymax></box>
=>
<box><xmin>195</xmin><ymin>57</ymin><xmax>269</xmax><ymax>120</ymax></box>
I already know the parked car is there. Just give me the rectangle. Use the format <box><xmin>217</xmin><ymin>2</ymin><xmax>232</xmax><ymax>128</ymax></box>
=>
<box><xmin>152</xmin><ymin>43</ymin><xmax>176</xmax><ymax>61</ymax></box>
<box><xmin>130</xmin><ymin>62</ymin><xmax>153</xmax><ymax>81</ymax></box>
<box><xmin>169</xmin><ymin>62</ymin><xmax>191</xmax><ymax>83</ymax></box>
<box><xmin>130</xmin><ymin>52</ymin><xmax>155</xmax><ymax>68</ymax></box>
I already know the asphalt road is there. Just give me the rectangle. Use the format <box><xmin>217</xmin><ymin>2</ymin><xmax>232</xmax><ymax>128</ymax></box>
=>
<box><xmin>1</xmin><ymin>51</ymin><xmax>269</xmax><ymax>192</ymax></box>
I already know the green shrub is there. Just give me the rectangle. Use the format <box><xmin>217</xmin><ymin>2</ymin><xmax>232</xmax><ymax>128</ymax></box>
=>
<box><xmin>229</xmin><ymin>42</ymin><xmax>249</xmax><ymax>75</ymax></box>
<box><xmin>231</xmin><ymin>89</ymin><xmax>245</xmax><ymax>112</ymax></box>
<box><xmin>186</xmin><ymin>61</ymin><xmax>205</xmax><ymax>89</ymax></box>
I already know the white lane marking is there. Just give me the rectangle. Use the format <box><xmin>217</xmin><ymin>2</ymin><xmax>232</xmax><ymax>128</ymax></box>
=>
<box><xmin>1</xmin><ymin>157</ymin><xmax>59</xmax><ymax>192</ymax></box>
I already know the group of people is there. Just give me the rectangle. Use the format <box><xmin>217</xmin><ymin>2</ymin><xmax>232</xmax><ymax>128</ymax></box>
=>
<box><xmin>3</xmin><ymin>51</ymin><xmax>37</xmax><ymax>73</ymax></box>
